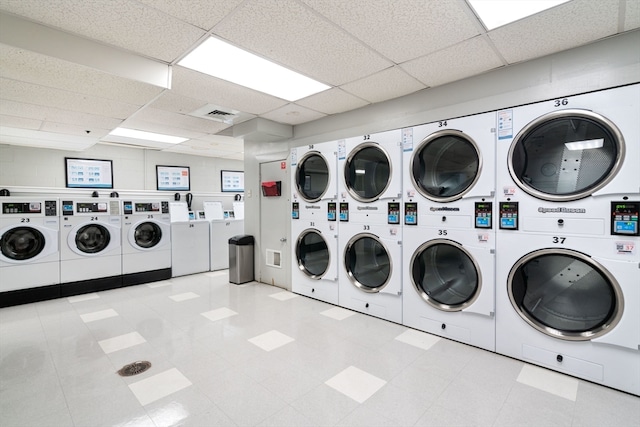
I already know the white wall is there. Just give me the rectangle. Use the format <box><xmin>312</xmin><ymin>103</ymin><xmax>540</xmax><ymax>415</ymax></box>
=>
<box><xmin>243</xmin><ymin>30</ymin><xmax>640</xmax><ymax>283</ymax></box>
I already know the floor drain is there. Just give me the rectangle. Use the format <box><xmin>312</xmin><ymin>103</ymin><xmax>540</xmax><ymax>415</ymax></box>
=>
<box><xmin>117</xmin><ymin>361</ymin><xmax>152</xmax><ymax>377</ymax></box>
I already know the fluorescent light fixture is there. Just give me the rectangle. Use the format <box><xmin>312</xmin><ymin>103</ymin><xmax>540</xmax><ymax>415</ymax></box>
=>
<box><xmin>108</xmin><ymin>128</ymin><xmax>188</xmax><ymax>144</ymax></box>
<box><xmin>469</xmin><ymin>0</ymin><xmax>571</xmax><ymax>30</ymax></box>
<box><xmin>178</xmin><ymin>37</ymin><xmax>330</xmax><ymax>102</ymax></box>
<box><xmin>565</xmin><ymin>138</ymin><xmax>604</xmax><ymax>151</ymax></box>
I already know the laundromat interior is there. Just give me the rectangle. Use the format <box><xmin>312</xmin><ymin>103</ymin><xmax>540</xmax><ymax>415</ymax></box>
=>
<box><xmin>1</xmin><ymin>1</ymin><xmax>639</xmax><ymax>426</ymax></box>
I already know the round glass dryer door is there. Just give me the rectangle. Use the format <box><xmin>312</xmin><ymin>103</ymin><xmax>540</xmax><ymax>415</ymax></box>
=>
<box><xmin>133</xmin><ymin>222</ymin><xmax>162</xmax><ymax>249</ymax></box>
<box><xmin>410</xmin><ymin>239</ymin><xmax>481</xmax><ymax>311</ymax></box>
<box><xmin>344</xmin><ymin>143</ymin><xmax>391</xmax><ymax>202</ymax></box>
<box><xmin>296</xmin><ymin>229</ymin><xmax>330</xmax><ymax>279</ymax></box>
<box><xmin>509</xmin><ymin>110</ymin><xmax>624</xmax><ymax>201</ymax></box>
<box><xmin>296</xmin><ymin>152</ymin><xmax>330</xmax><ymax>202</ymax></box>
<box><xmin>508</xmin><ymin>249</ymin><xmax>623</xmax><ymax>341</ymax></box>
<box><xmin>410</xmin><ymin>130</ymin><xmax>481</xmax><ymax>202</ymax></box>
<box><xmin>75</xmin><ymin>224</ymin><xmax>111</xmax><ymax>254</ymax></box>
<box><xmin>344</xmin><ymin>233</ymin><xmax>391</xmax><ymax>292</ymax></box>
<box><xmin>0</xmin><ymin>227</ymin><xmax>45</xmax><ymax>260</ymax></box>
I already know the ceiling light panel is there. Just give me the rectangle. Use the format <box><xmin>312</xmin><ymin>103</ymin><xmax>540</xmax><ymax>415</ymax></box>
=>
<box><xmin>178</xmin><ymin>37</ymin><xmax>330</xmax><ymax>101</ymax></box>
<box><xmin>469</xmin><ymin>0</ymin><xmax>571</xmax><ymax>30</ymax></box>
<box><xmin>108</xmin><ymin>128</ymin><xmax>188</xmax><ymax>144</ymax></box>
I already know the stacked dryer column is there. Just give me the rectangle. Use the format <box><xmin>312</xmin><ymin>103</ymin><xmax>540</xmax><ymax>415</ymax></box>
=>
<box><xmin>495</xmin><ymin>84</ymin><xmax>640</xmax><ymax>396</ymax></box>
<box><xmin>401</xmin><ymin>112</ymin><xmax>497</xmax><ymax>351</ymax></box>
<box><xmin>337</xmin><ymin>130</ymin><xmax>403</xmax><ymax>323</ymax></box>
<box><xmin>290</xmin><ymin>141</ymin><xmax>339</xmax><ymax>305</ymax></box>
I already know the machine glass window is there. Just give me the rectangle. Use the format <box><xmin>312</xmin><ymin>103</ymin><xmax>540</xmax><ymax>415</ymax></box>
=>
<box><xmin>345</xmin><ymin>144</ymin><xmax>391</xmax><ymax>202</ymax></box>
<box><xmin>134</xmin><ymin>222</ymin><xmax>162</xmax><ymax>249</ymax></box>
<box><xmin>508</xmin><ymin>249</ymin><xmax>623</xmax><ymax>340</ymax></box>
<box><xmin>411</xmin><ymin>131</ymin><xmax>480</xmax><ymax>202</ymax></box>
<box><xmin>296</xmin><ymin>153</ymin><xmax>329</xmax><ymax>202</ymax></box>
<box><xmin>509</xmin><ymin>110</ymin><xmax>623</xmax><ymax>201</ymax></box>
<box><xmin>345</xmin><ymin>235</ymin><xmax>390</xmax><ymax>292</ymax></box>
<box><xmin>410</xmin><ymin>240</ymin><xmax>480</xmax><ymax>311</ymax></box>
<box><xmin>75</xmin><ymin>224</ymin><xmax>111</xmax><ymax>254</ymax></box>
<box><xmin>0</xmin><ymin>227</ymin><xmax>45</xmax><ymax>260</ymax></box>
<box><xmin>296</xmin><ymin>230</ymin><xmax>329</xmax><ymax>278</ymax></box>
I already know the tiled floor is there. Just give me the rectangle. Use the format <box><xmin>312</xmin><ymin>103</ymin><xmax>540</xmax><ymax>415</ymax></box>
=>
<box><xmin>1</xmin><ymin>272</ymin><xmax>638</xmax><ymax>427</ymax></box>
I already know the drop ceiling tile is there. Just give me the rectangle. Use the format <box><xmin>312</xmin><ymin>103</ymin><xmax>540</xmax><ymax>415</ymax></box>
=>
<box><xmin>340</xmin><ymin>67</ymin><xmax>426</xmax><ymax>104</ymax></box>
<box><xmin>171</xmin><ymin>66</ymin><xmax>288</xmax><ymax>115</ymax></box>
<box><xmin>488</xmin><ymin>0</ymin><xmax>620</xmax><ymax>64</ymax></box>
<box><xmin>301</xmin><ymin>0</ymin><xmax>480</xmax><ymax>63</ymax></box>
<box><xmin>401</xmin><ymin>36</ymin><xmax>504</xmax><ymax>88</ymax></box>
<box><xmin>162</xmin><ymin>144</ymin><xmax>242</xmax><ymax>158</ymax></box>
<box><xmin>40</xmin><ymin>121</ymin><xmax>110</xmax><ymax>138</ymax></box>
<box><xmin>260</xmin><ymin>103</ymin><xmax>326</xmax><ymax>126</ymax></box>
<box><xmin>0</xmin><ymin>45</ymin><xmax>163</xmax><ymax>105</ymax></box>
<box><xmin>0</xmin><ymin>114</ymin><xmax>41</xmax><ymax>130</ymax></box>
<box><xmin>296</xmin><ymin>88</ymin><xmax>369</xmax><ymax>115</ymax></box>
<box><xmin>624</xmin><ymin>0</ymin><xmax>640</xmax><ymax>31</ymax></box>
<box><xmin>136</xmin><ymin>0</ymin><xmax>245</xmax><ymax>30</ymax></box>
<box><xmin>0</xmin><ymin>100</ymin><xmax>123</xmax><ymax>130</ymax></box>
<box><xmin>0</xmin><ymin>0</ymin><xmax>206</xmax><ymax>62</ymax></box>
<box><xmin>130</xmin><ymin>107</ymin><xmax>230</xmax><ymax>134</ymax></box>
<box><xmin>118</xmin><ymin>117</ymin><xmax>204</xmax><ymax>140</ymax></box>
<box><xmin>0</xmin><ymin>78</ymin><xmax>140</xmax><ymax>118</ymax></box>
<box><xmin>211</xmin><ymin>0</ymin><xmax>391</xmax><ymax>86</ymax></box>
<box><xmin>147</xmin><ymin>92</ymin><xmax>211</xmax><ymax>115</ymax></box>
<box><xmin>183</xmin><ymin>139</ymin><xmax>243</xmax><ymax>153</ymax></box>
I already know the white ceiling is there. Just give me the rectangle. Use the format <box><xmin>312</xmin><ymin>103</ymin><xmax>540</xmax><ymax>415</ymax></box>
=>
<box><xmin>0</xmin><ymin>0</ymin><xmax>637</xmax><ymax>159</ymax></box>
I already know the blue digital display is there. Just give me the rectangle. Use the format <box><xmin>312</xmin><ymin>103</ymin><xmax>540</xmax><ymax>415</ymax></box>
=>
<box><xmin>405</xmin><ymin>215</ymin><xmax>417</xmax><ymax>225</ymax></box>
<box><xmin>501</xmin><ymin>218</ymin><xmax>517</xmax><ymax>229</ymax></box>
<box><xmin>327</xmin><ymin>212</ymin><xmax>335</xmax><ymax>221</ymax></box>
<box><xmin>614</xmin><ymin>221</ymin><xmax>637</xmax><ymax>235</ymax></box>
<box><xmin>476</xmin><ymin>217</ymin><xmax>491</xmax><ymax>228</ymax></box>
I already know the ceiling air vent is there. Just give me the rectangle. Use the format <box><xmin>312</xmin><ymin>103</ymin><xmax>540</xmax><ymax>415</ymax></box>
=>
<box><xmin>189</xmin><ymin>104</ymin><xmax>241</xmax><ymax>124</ymax></box>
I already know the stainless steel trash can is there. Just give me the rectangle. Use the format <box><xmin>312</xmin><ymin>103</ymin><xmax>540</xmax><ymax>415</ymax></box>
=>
<box><xmin>228</xmin><ymin>235</ymin><xmax>254</xmax><ymax>284</ymax></box>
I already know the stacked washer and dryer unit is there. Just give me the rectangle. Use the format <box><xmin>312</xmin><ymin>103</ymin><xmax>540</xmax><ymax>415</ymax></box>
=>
<box><xmin>0</xmin><ymin>197</ymin><xmax>60</xmax><ymax>306</ymax></box>
<box><xmin>402</xmin><ymin>112</ymin><xmax>497</xmax><ymax>351</ymax></box>
<box><xmin>495</xmin><ymin>84</ymin><xmax>640</xmax><ymax>395</ymax></box>
<box><xmin>290</xmin><ymin>141</ymin><xmax>340</xmax><ymax>305</ymax></box>
<box><xmin>337</xmin><ymin>130</ymin><xmax>403</xmax><ymax>323</ymax></box>
<box><xmin>59</xmin><ymin>198</ymin><xmax>122</xmax><ymax>295</ymax></box>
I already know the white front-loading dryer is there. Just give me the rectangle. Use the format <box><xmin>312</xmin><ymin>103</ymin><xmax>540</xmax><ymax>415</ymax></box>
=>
<box><xmin>338</xmin><ymin>221</ymin><xmax>402</xmax><ymax>323</ymax></box>
<box><xmin>59</xmin><ymin>199</ymin><xmax>122</xmax><ymax>296</ymax></box>
<box><xmin>402</xmin><ymin>111</ymin><xmax>496</xmax><ymax>230</ymax></box>
<box><xmin>291</xmin><ymin>140</ymin><xmax>338</xmax><ymax>221</ymax></box>
<box><xmin>496</xmin><ymin>84</ymin><xmax>640</xmax><ymax>235</ymax></box>
<box><xmin>121</xmin><ymin>199</ymin><xmax>171</xmax><ymax>286</ymax></box>
<box><xmin>0</xmin><ymin>197</ymin><xmax>60</xmax><ymax>306</ymax></box>
<box><xmin>291</xmin><ymin>219</ymin><xmax>339</xmax><ymax>304</ymax></box>
<box><xmin>338</xmin><ymin>130</ymin><xmax>402</xmax><ymax>225</ymax></box>
<box><xmin>495</xmin><ymin>230</ymin><xmax>639</xmax><ymax>396</ymax></box>
<box><xmin>403</xmin><ymin>228</ymin><xmax>495</xmax><ymax>351</ymax></box>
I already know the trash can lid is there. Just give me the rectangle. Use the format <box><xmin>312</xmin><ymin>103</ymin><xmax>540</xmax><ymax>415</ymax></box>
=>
<box><xmin>229</xmin><ymin>235</ymin><xmax>254</xmax><ymax>245</ymax></box>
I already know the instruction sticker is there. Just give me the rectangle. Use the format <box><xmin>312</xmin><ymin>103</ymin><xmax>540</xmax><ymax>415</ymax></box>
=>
<box><xmin>498</xmin><ymin>110</ymin><xmax>513</xmax><ymax>140</ymax></box>
<box><xmin>338</xmin><ymin>139</ymin><xmax>346</xmax><ymax>160</ymax></box>
<box><xmin>402</xmin><ymin>127</ymin><xmax>413</xmax><ymax>152</ymax></box>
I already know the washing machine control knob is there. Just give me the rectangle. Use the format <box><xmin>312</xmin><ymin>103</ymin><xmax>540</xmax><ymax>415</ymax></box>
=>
<box><xmin>556</xmin><ymin>355</ymin><xmax>563</xmax><ymax>363</ymax></box>
<box><xmin>441</xmin><ymin>323</ymin><xmax>446</xmax><ymax>330</ymax></box>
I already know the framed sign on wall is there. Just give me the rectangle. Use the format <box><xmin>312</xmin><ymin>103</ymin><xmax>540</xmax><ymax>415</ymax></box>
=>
<box><xmin>221</xmin><ymin>170</ymin><xmax>244</xmax><ymax>192</ymax></box>
<box><xmin>156</xmin><ymin>165</ymin><xmax>190</xmax><ymax>191</ymax></box>
<box><xmin>65</xmin><ymin>157</ymin><xmax>114</xmax><ymax>189</ymax></box>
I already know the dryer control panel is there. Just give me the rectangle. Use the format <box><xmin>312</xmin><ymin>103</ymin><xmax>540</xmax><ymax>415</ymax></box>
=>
<box><xmin>499</xmin><ymin>201</ymin><xmax>518</xmax><ymax>230</ymax></box>
<box><xmin>611</xmin><ymin>202</ymin><xmax>639</xmax><ymax>236</ymax></box>
<box><xmin>475</xmin><ymin>202</ymin><xmax>493</xmax><ymax>229</ymax></box>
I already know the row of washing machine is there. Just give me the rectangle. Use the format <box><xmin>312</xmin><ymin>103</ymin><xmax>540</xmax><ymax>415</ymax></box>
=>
<box><xmin>0</xmin><ymin>198</ymin><xmax>243</xmax><ymax>307</ymax></box>
<box><xmin>290</xmin><ymin>83</ymin><xmax>639</xmax><ymax>395</ymax></box>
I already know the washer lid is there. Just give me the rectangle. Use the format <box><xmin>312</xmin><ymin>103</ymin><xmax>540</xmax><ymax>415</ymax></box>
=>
<box><xmin>0</xmin><ymin>226</ymin><xmax>46</xmax><ymax>261</ymax></box>
<box><xmin>508</xmin><ymin>109</ymin><xmax>624</xmax><ymax>201</ymax></box>
<box><xmin>295</xmin><ymin>151</ymin><xmax>330</xmax><ymax>203</ymax></box>
<box><xmin>410</xmin><ymin>130</ymin><xmax>481</xmax><ymax>202</ymax></box>
<box><xmin>508</xmin><ymin>248</ymin><xmax>624</xmax><ymax>341</ymax></box>
<box><xmin>344</xmin><ymin>143</ymin><xmax>391</xmax><ymax>203</ymax></box>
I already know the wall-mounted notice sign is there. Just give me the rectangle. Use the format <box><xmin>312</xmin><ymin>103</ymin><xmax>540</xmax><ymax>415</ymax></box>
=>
<box><xmin>65</xmin><ymin>157</ymin><xmax>113</xmax><ymax>189</ymax></box>
<box><xmin>156</xmin><ymin>165</ymin><xmax>190</xmax><ymax>191</ymax></box>
<box><xmin>221</xmin><ymin>170</ymin><xmax>244</xmax><ymax>192</ymax></box>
